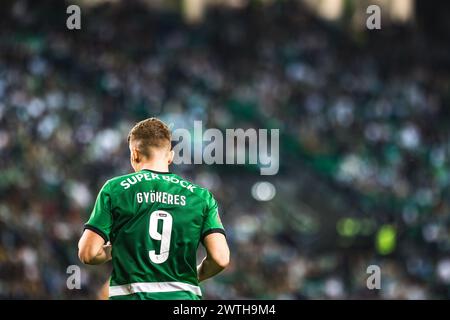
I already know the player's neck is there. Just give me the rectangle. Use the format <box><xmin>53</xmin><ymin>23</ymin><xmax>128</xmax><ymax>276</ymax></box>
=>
<box><xmin>138</xmin><ymin>162</ymin><xmax>170</xmax><ymax>173</ymax></box>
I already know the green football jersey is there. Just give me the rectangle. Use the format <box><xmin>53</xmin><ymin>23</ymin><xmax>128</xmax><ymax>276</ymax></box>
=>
<box><xmin>84</xmin><ymin>169</ymin><xmax>225</xmax><ymax>300</ymax></box>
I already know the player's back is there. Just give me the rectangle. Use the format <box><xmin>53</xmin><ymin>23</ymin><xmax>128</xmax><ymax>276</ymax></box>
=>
<box><xmin>84</xmin><ymin>169</ymin><xmax>225</xmax><ymax>300</ymax></box>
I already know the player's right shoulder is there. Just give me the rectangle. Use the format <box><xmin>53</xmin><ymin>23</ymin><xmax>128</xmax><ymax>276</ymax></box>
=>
<box><xmin>173</xmin><ymin>174</ymin><xmax>216</xmax><ymax>206</ymax></box>
<box><xmin>101</xmin><ymin>171</ymin><xmax>139</xmax><ymax>192</ymax></box>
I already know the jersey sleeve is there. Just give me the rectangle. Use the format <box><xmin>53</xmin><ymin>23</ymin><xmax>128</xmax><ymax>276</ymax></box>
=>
<box><xmin>201</xmin><ymin>192</ymin><xmax>226</xmax><ymax>242</ymax></box>
<box><xmin>84</xmin><ymin>181</ymin><xmax>113</xmax><ymax>243</ymax></box>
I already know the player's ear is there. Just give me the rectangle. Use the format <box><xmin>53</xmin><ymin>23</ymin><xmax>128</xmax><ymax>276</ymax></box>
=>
<box><xmin>168</xmin><ymin>150</ymin><xmax>174</xmax><ymax>165</ymax></box>
<box><xmin>132</xmin><ymin>147</ymin><xmax>141</xmax><ymax>163</ymax></box>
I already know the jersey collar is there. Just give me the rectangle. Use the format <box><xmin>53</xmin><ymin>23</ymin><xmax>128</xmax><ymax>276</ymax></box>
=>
<box><xmin>141</xmin><ymin>168</ymin><xmax>171</xmax><ymax>174</ymax></box>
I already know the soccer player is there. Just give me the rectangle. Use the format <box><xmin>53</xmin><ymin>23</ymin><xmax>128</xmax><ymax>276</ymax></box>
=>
<box><xmin>78</xmin><ymin>118</ymin><xmax>230</xmax><ymax>300</ymax></box>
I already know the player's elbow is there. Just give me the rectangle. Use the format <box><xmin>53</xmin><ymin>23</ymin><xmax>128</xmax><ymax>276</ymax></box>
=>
<box><xmin>213</xmin><ymin>249</ymin><xmax>230</xmax><ymax>269</ymax></box>
<box><xmin>78</xmin><ymin>242</ymin><xmax>97</xmax><ymax>265</ymax></box>
<box><xmin>217</xmin><ymin>256</ymin><xmax>230</xmax><ymax>269</ymax></box>
<box><xmin>78</xmin><ymin>249</ymin><xmax>93</xmax><ymax>265</ymax></box>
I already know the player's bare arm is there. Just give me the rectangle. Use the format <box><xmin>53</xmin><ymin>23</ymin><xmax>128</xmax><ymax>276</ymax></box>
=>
<box><xmin>78</xmin><ymin>229</ymin><xmax>112</xmax><ymax>265</ymax></box>
<box><xmin>197</xmin><ymin>233</ymin><xmax>230</xmax><ymax>282</ymax></box>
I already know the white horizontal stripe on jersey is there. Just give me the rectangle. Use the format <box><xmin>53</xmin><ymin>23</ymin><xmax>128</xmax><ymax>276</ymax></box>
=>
<box><xmin>109</xmin><ymin>281</ymin><xmax>202</xmax><ymax>297</ymax></box>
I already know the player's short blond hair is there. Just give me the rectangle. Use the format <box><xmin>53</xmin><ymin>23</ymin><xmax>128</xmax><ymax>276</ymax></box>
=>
<box><xmin>127</xmin><ymin>118</ymin><xmax>171</xmax><ymax>158</ymax></box>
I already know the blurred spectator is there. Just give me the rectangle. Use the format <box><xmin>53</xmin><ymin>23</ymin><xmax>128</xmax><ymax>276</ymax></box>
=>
<box><xmin>0</xmin><ymin>0</ymin><xmax>449</xmax><ymax>299</ymax></box>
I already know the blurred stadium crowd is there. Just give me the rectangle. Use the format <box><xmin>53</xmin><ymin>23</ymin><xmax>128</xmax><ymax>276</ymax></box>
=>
<box><xmin>0</xmin><ymin>0</ymin><xmax>450</xmax><ymax>299</ymax></box>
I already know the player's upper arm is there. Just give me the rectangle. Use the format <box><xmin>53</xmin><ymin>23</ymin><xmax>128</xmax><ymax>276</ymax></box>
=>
<box><xmin>84</xmin><ymin>181</ymin><xmax>113</xmax><ymax>243</ymax></box>
<box><xmin>79</xmin><ymin>180</ymin><xmax>113</xmax><ymax>264</ymax></box>
<box><xmin>203</xmin><ymin>232</ymin><xmax>230</xmax><ymax>268</ymax></box>
<box><xmin>201</xmin><ymin>192</ymin><xmax>229</xmax><ymax>268</ymax></box>
<box><xmin>78</xmin><ymin>229</ymin><xmax>106</xmax><ymax>264</ymax></box>
<box><xmin>201</xmin><ymin>192</ymin><xmax>226</xmax><ymax>240</ymax></box>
